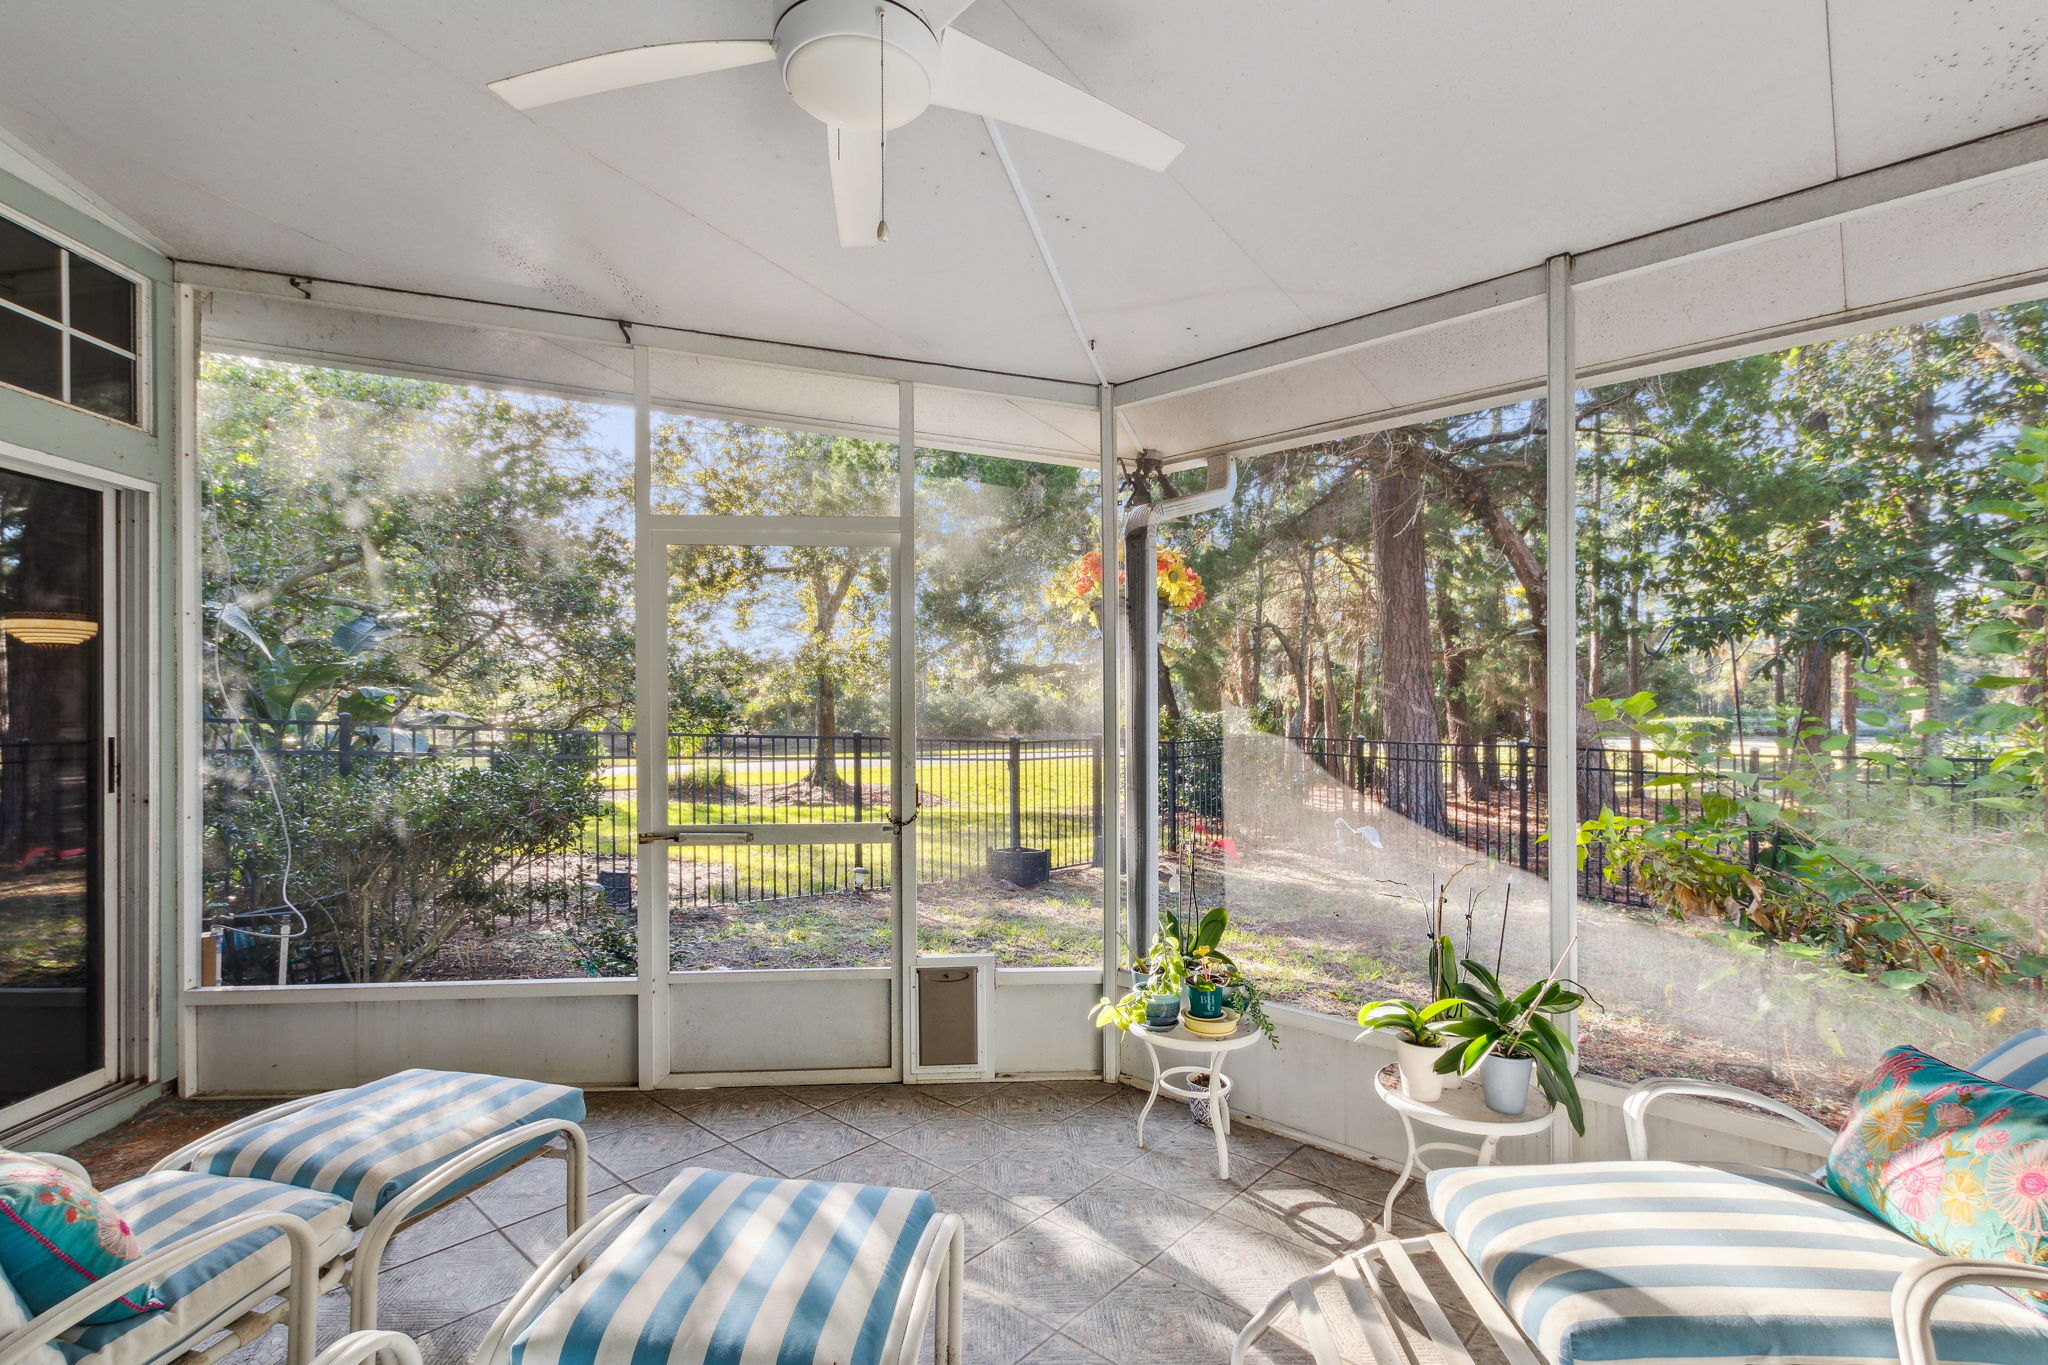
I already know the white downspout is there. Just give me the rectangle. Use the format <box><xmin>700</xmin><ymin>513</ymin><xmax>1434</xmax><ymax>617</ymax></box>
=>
<box><xmin>1123</xmin><ymin>453</ymin><xmax>1236</xmax><ymax>952</ymax></box>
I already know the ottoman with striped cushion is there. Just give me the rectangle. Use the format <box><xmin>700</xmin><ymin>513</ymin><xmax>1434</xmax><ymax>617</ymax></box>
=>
<box><xmin>154</xmin><ymin>1068</ymin><xmax>587</xmax><ymax>1333</ymax></box>
<box><xmin>497</xmin><ymin>1166</ymin><xmax>962</xmax><ymax>1365</ymax></box>
<box><xmin>1427</xmin><ymin>1160</ymin><xmax>2048</xmax><ymax>1365</ymax></box>
<box><xmin>180</xmin><ymin>1069</ymin><xmax>584</xmax><ymax>1224</ymax></box>
<box><xmin>1969</xmin><ymin>1029</ymin><xmax>2048</xmax><ymax>1093</ymax></box>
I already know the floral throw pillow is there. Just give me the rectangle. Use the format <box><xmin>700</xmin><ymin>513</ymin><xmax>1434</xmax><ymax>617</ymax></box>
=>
<box><xmin>1824</xmin><ymin>1045</ymin><xmax>2048</xmax><ymax>1311</ymax></box>
<box><xmin>0</xmin><ymin>1150</ymin><xmax>160</xmax><ymax>1324</ymax></box>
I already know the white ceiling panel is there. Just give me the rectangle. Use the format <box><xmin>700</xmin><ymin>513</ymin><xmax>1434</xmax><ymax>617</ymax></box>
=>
<box><xmin>1827</xmin><ymin>0</ymin><xmax>2048</xmax><ymax>176</ymax></box>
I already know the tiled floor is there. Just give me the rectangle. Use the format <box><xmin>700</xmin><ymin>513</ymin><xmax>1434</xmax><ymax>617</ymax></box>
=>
<box><xmin>72</xmin><ymin>1081</ymin><xmax>1474</xmax><ymax>1365</ymax></box>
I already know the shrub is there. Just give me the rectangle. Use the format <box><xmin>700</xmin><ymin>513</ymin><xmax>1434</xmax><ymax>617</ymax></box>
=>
<box><xmin>206</xmin><ymin>749</ymin><xmax>605</xmax><ymax>981</ymax></box>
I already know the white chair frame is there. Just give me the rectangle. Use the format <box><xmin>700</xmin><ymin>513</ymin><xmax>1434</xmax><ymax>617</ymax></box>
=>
<box><xmin>470</xmin><ymin>1193</ymin><xmax>965</xmax><ymax>1365</ymax></box>
<box><xmin>0</xmin><ymin>1211</ymin><xmax>336</xmax><ymax>1365</ymax></box>
<box><xmin>152</xmin><ymin>1095</ymin><xmax>589</xmax><ymax>1332</ymax></box>
<box><xmin>1235</xmin><ymin>1074</ymin><xmax>2048</xmax><ymax>1365</ymax></box>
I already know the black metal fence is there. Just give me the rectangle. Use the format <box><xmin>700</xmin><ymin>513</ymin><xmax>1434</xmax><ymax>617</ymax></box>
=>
<box><xmin>204</xmin><ymin>714</ymin><xmax>2009</xmax><ymax>971</ymax></box>
<box><xmin>202</xmin><ymin>719</ymin><xmax>1104</xmax><ymax>935</ymax></box>
<box><xmin>1156</xmin><ymin>733</ymin><xmax>2004</xmax><ymax>909</ymax></box>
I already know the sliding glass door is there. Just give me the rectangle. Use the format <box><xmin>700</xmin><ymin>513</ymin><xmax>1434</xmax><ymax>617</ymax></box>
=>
<box><xmin>0</xmin><ymin>464</ymin><xmax>110</xmax><ymax>1121</ymax></box>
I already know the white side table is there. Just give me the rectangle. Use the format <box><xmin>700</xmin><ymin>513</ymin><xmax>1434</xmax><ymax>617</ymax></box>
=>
<box><xmin>1131</xmin><ymin>1018</ymin><xmax>1263</xmax><ymax>1179</ymax></box>
<box><xmin>1372</xmin><ymin>1062</ymin><xmax>1553</xmax><ymax>1229</ymax></box>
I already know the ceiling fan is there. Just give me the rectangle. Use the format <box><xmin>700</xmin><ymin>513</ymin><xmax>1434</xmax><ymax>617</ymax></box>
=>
<box><xmin>488</xmin><ymin>0</ymin><xmax>1183</xmax><ymax>247</ymax></box>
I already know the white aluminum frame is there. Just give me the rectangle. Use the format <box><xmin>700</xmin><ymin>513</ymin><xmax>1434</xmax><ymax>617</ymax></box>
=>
<box><xmin>0</xmin><ymin>439</ymin><xmax>155</xmax><ymax>1136</ymax></box>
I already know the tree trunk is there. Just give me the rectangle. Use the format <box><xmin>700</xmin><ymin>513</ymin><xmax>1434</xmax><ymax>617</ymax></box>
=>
<box><xmin>1436</xmin><ymin>566</ymin><xmax>1483</xmax><ymax>799</ymax></box>
<box><xmin>1840</xmin><ymin>648</ymin><xmax>1859</xmax><ymax>760</ymax></box>
<box><xmin>1792</xmin><ymin>645</ymin><xmax>1833</xmax><ymax>756</ymax></box>
<box><xmin>1369</xmin><ymin>438</ymin><xmax>1445</xmax><ymax>829</ymax></box>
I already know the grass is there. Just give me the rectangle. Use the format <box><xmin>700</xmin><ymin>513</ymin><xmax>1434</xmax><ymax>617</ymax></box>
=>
<box><xmin>0</xmin><ymin>869</ymin><xmax>91</xmax><ymax>987</ymax></box>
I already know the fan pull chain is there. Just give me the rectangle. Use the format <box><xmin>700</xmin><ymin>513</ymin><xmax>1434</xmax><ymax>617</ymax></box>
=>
<box><xmin>876</xmin><ymin>4</ymin><xmax>889</xmax><ymax>242</ymax></box>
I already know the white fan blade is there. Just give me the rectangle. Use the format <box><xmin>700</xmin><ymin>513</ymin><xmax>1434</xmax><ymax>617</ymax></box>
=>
<box><xmin>826</xmin><ymin>125</ymin><xmax>884</xmax><ymax>248</ymax></box>
<box><xmin>489</xmin><ymin>40</ymin><xmax>774</xmax><ymax>110</ymax></box>
<box><xmin>930</xmin><ymin>31</ymin><xmax>1183</xmax><ymax>171</ymax></box>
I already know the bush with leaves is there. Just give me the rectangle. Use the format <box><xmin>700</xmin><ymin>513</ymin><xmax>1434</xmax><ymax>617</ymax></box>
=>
<box><xmin>207</xmin><ymin>749</ymin><xmax>605</xmax><ymax>982</ymax></box>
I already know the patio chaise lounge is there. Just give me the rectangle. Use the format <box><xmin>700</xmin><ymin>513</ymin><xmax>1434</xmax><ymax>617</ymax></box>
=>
<box><xmin>1</xmin><ymin>1069</ymin><xmax>587</xmax><ymax>1365</ymax></box>
<box><xmin>1235</xmin><ymin>1032</ymin><xmax>2048</xmax><ymax>1365</ymax></box>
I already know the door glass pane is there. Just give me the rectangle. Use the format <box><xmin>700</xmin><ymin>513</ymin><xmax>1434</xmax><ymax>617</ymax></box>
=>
<box><xmin>0</xmin><ymin>467</ymin><xmax>103</xmax><ymax>1111</ymax></box>
<box><xmin>0</xmin><ymin>219</ymin><xmax>60</xmax><ymax>321</ymax></box>
<box><xmin>0</xmin><ymin>307</ymin><xmax>62</xmax><ymax>401</ymax></box>
<box><xmin>665</xmin><ymin>542</ymin><xmax>893</xmax><ymax>970</ymax></box>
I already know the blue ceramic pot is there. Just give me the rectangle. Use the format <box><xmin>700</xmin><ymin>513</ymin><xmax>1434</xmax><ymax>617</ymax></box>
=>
<box><xmin>1186</xmin><ymin>982</ymin><xmax>1226</xmax><ymax>1019</ymax></box>
<box><xmin>1144</xmin><ymin>992</ymin><xmax>1182</xmax><ymax>1029</ymax></box>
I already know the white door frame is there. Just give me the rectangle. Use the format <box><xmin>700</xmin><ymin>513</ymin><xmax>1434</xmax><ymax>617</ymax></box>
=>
<box><xmin>630</xmin><ymin>349</ymin><xmax>917</xmax><ymax>1087</ymax></box>
<box><xmin>0</xmin><ymin>440</ymin><xmax>155</xmax><ymax>1135</ymax></box>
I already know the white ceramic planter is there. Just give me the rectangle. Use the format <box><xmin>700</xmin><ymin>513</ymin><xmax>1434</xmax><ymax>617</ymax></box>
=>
<box><xmin>1481</xmin><ymin>1054</ymin><xmax>1535</xmax><ymax>1116</ymax></box>
<box><xmin>1394</xmin><ymin>1037</ymin><xmax>1445</xmax><ymax>1102</ymax></box>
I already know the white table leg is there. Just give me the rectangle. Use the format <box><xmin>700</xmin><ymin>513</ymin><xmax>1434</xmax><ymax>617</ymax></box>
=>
<box><xmin>1209</xmin><ymin>1048</ymin><xmax>1231</xmax><ymax>1180</ymax></box>
<box><xmin>1381</xmin><ymin>1107</ymin><xmax>1420</xmax><ymax>1231</ymax></box>
<box><xmin>1136</xmin><ymin>1038</ymin><xmax>1163</xmax><ymax>1151</ymax></box>
<box><xmin>1477</xmin><ymin>1135</ymin><xmax>1500</xmax><ymax>1166</ymax></box>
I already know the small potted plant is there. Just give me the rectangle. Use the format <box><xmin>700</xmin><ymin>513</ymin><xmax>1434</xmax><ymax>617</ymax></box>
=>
<box><xmin>1090</xmin><ymin>922</ymin><xmax>1187</xmax><ymax>1033</ymax></box>
<box><xmin>1185</xmin><ymin>957</ymin><xmax>1233</xmax><ymax>1020</ymax></box>
<box><xmin>1354</xmin><ymin>996</ymin><xmax>1460</xmax><ymax>1102</ymax></box>
<box><xmin>1435</xmin><ymin>948</ymin><xmax>1588</xmax><ymax>1134</ymax></box>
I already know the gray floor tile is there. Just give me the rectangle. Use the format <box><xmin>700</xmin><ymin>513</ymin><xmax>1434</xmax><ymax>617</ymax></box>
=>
<box><xmin>367</xmin><ymin>1229</ymin><xmax>533</xmax><ymax>1335</ymax></box>
<box><xmin>1277</xmin><ymin>1143</ymin><xmax>1401</xmax><ymax>1201</ymax></box>
<box><xmin>497</xmin><ymin>1182</ymin><xmax>639</xmax><ymax>1262</ymax></box>
<box><xmin>930</xmin><ymin>1175</ymin><xmax>1039</xmax><ymax>1256</ymax></box>
<box><xmin>1120</xmin><ymin>1144</ymin><xmax>1273</xmax><ymax>1210</ymax></box>
<box><xmin>966</xmin><ymin>1220</ymin><xmax>1144</xmax><ymax>1328</ymax></box>
<box><xmin>821</xmin><ymin>1087</ymin><xmax>958</xmax><ymax>1137</ymax></box>
<box><xmin>730</xmin><ymin>1115</ymin><xmax>875</xmax><ymax>1176</ymax></box>
<box><xmin>1063</xmin><ymin>1267</ymin><xmax>1306</xmax><ymax>1365</ymax></box>
<box><xmin>1213</xmin><ymin>1165</ymin><xmax>1385</xmax><ymax>1255</ymax></box>
<box><xmin>584</xmin><ymin>1116</ymin><xmax>724</xmax><ymax>1180</ymax></box>
<box><xmin>1014</xmin><ymin>1333</ymin><xmax>1117</xmax><ymax>1365</ymax></box>
<box><xmin>1149</xmin><ymin>1219</ymin><xmax>1334</xmax><ymax>1314</ymax></box>
<box><xmin>886</xmin><ymin>1114</ymin><xmax>1012</xmax><ymax>1170</ymax></box>
<box><xmin>1027</xmin><ymin>1110</ymin><xmax>1149</xmax><ymax>1169</ymax></box>
<box><xmin>1153</xmin><ymin>1116</ymin><xmax>1305</xmax><ymax>1170</ymax></box>
<box><xmin>465</xmin><ymin>1152</ymin><xmax>606</xmax><ymax>1225</ymax></box>
<box><xmin>658</xmin><ymin>1085</ymin><xmax>818</xmax><ymax>1136</ymax></box>
<box><xmin>964</xmin><ymin>1083</ymin><xmax>1106</xmax><ymax>1126</ymax></box>
<box><xmin>1040</xmin><ymin>1173</ymin><xmax>1215</xmax><ymax>1261</ymax></box>
<box><xmin>958</xmin><ymin>1146</ymin><xmax>1115</xmax><ymax>1204</ymax></box>
<box><xmin>803</xmin><ymin>1142</ymin><xmax>951</xmax><ymax>1190</ymax></box>
<box><xmin>380</xmin><ymin>1196</ymin><xmax>497</xmax><ymax>1268</ymax></box>
<box><xmin>917</xmin><ymin>1280</ymin><xmax>1055</xmax><ymax>1365</ymax></box>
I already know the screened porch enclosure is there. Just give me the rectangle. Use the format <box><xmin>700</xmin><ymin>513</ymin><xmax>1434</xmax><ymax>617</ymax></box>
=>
<box><xmin>0</xmin><ymin>2</ymin><xmax>2037</xmax><ymax>1192</ymax></box>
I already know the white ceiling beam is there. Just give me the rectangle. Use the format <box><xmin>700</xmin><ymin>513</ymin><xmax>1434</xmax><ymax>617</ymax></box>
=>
<box><xmin>1118</xmin><ymin>114</ymin><xmax>2048</xmax><ymax>410</ymax></box>
<box><xmin>172</xmin><ymin>261</ymin><xmax>1101</xmax><ymax>408</ymax></box>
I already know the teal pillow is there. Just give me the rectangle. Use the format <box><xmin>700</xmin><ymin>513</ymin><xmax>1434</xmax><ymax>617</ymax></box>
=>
<box><xmin>0</xmin><ymin>1151</ymin><xmax>161</xmax><ymax>1324</ymax></box>
<box><xmin>1825</xmin><ymin>1045</ymin><xmax>2048</xmax><ymax>1313</ymax></box>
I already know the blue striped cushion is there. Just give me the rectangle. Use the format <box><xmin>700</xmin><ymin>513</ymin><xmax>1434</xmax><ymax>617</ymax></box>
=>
<box><xmin>192</xmin><ymin>1069</ymin><xmax>583</xmax><ymax>1224</ymax></box>
<box><xmin>1429</xmin><ymin>1160</ymin><xmax>2048</xmax><ymax>1364</ymax></box>
<box><xmin>55</xmin><ymin>1172</ymin><xmax>351</xmax><ymax>1365</ymax></box>
<box><xmin>1969</xmin><ymin>1030</ymin><xmax>2048</xmax><ymax>1094</ymax></box>
<box><xmin>512</xmin><ymin>1167</ymin><xmax>937</xmax><ymax>1365</ymax></box>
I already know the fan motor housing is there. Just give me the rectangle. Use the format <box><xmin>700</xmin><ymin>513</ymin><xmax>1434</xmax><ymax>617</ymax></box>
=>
<box><xmin>775</xmin><ymin>0</ymin><xmax>940</xmax><ymax>131</ymax></box>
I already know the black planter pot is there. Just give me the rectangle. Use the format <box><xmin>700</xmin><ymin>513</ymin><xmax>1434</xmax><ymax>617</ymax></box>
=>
<box><xmin>985</xmin><ymin>846</ymin><xmax>1051</xmax><ymax>886</ymax></box>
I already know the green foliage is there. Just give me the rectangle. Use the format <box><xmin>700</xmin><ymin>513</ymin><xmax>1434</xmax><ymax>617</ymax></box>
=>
<box><xmin>1090</xmin><ymin>904</ymin><xmax>1280</xmax><ymax>1046</ymax></box>
<box><xmin>1580</xmin><ymin>686</ymin><xmax>2046</xmax><ymax>998</ymax></box>
<box><xmin>208</xmin><ymin>751</ymin><xmax>605</xmax><ymax>982</ymax></box>
<box><xmin>1434</xmin><ymin>956</ymin><xmax>1587</xmax><ymax>1135</ymax></box>
<box><xmin>1354</xmin><ymin>996</ymin><xmax>1458</xmax><ymax>1046</ymax></box>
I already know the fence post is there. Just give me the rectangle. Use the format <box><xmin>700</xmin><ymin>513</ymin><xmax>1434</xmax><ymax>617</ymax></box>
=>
<box><xmin>337</xmin><ymin>712</ymin><xmax>353</xmax><ymax>777</ymax></box>
<box><xmin>1090</xmin><ymin>737</ymin><xmax>1103</xmax><ymax>866</ymax></box>
<box><xmin>851</xmin><ymin>732</ymin><xmax>865</xmax><ymax>874</ymax></box>
<box><xmin>1516</xmin><ymin>738</ymin><xmax>1532</xmax><ymax>870</ymax></box>
<box><xmin>1165</xmin><ymin>741</ymin><xmax>1180</xmax><ymax>854</ymax></box>
<box><xmin>1008</xmin><ymin>735</ymin><xmax>1023</xmax><ymax>849</ymax></box>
